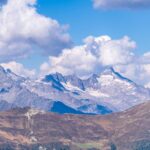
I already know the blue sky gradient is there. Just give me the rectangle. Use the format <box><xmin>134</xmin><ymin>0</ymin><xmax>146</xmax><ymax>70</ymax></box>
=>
<box><xmin>37</xmin><ymin>0</ymin><xmax>150</xmax><ymax>54</ymax></box>
<box><xmin>19</xmin><ymin>0</ymin><xmax>150</xmax><ymax>70</ymax></box>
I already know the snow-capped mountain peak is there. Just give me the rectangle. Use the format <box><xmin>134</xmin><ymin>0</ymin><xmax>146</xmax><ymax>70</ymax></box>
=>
<box><xmin>100</xmin><ymin>67</ymin><xmax>133</xmax><ymax>83</ymax></box>
<box><xmin>0</xmin><ymin>66</ymin><xmax>25</xmax><ymax>82</ymax></box>
<box><xmin>101</xmin><ymin>66</ymin><xmax>115</xmax><ymax>74</ymax></box>
<box><xmin>86</xmin><ymin>67</ymin><xmax>135</xmax><ymax>89</ymax></box>
<box><xmin>0</xmin><ymin>65</ymin><xmax>150</xmax><ymax>114</ymax></box>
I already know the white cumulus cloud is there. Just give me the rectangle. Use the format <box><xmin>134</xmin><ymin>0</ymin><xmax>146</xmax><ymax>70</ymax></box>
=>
<box><xmin>0</xmin><ymin>0</ymin><xmax>71</xmax><ymax>61</ymax></box>
<box><xmin>40</xmin><ymin>35</ymin><xmax>136</xmax><ymax>77</ymax></box>
<box><xmin>114</xmin><ymin>52</ymin><xmax>150</xmax><ymax>87</ymax></box>
<box><xmin>93</xmin><ymin>0</ymin><xmax>150</xmax><ymax>9</ymax></box>
<box><xmin>84</xmin><ymin>35</ymin><xmax>136</xmax><ymax>66</ymax></box>
<box><xmin>40</xmin><ymin>45</ymin><xmax>97</xmax><ymax>77</ymax></box>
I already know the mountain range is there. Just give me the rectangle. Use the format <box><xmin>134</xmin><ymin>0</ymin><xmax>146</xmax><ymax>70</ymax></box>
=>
<box><xmin>0</xmin><ymin>65</ymin><xmax>150</xmax><ymax>114</ymax></box>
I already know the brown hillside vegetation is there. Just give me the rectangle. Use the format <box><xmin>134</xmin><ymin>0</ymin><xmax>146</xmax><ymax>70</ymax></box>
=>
<box><xmin>0</xmin><ymin>102</ymin><xmax>150</xmax><ymax>150</ymax></box>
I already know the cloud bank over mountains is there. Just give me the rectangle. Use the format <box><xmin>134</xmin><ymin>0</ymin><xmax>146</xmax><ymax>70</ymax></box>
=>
<box><xmin>40</xmin><ymin>36</ymin><xmax>136</xmax><ymax>77</ymax></box>
<box><xmin>93</xmin><ymin>0</ymin><xmax>150</xmax><ymax>9</ymax></box>
<box><xmin>2</xmin><ymin>31</ymin><xmax>150</xmax><ymax>87</ymax></box>
<box><xmin>0</xmin><ymin>0</ymin><xmax>72</xmax><ymax>61</ymax></box>
<box><xmin>39</xmin><ymin>35</ymin><xmax>150</xmax><ymax>87</ymax></box>
<box><xmin>1</xmin><ymin>0</ymin><xmax>150</xmax><ymax>87</ymax></box>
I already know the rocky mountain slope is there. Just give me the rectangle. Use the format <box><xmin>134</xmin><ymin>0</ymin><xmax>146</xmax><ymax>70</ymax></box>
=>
<box><xmin>0</xmin><ymin>65</ymin><xmax>150</xmax><ymax>114</ymax></box>
<box><xmin>0</xmin><ymin>101</ymin><xmax>149</xmax><ymax>150</ymax></box>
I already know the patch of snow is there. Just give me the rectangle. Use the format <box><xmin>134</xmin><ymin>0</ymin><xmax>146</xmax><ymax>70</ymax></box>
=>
<box><xmin>25</xmin><ymin>109</ymin><xmax>45</xmax><ymax>120</ymax></box>
<box><xmin>97</xmin><ymin>75</ymin><xmax>114</xmax><ymax>86</ymax></box>
<box><xmin>62</xmin><ymin>82</ymin><xmax>82</xmax><ymax>91</ymax></box>
<box><xmin>86</xmin><ymin>88</ymin><xmax>109</xmax><ymax>98</ymax></box>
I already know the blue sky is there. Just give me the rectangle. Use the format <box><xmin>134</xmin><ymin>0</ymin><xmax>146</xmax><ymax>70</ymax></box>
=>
<box><xmin>19</xmin><ymin>0</ymin><xmax>150</xmax><ymax>70</ymax></box>
<box><xmin>37</xmin><ymin>0</ymin><xmax>150</xmax><ymax>54</ymax></box>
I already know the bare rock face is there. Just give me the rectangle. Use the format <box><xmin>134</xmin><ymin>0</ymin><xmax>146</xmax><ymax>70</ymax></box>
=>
<box><xmin>0</xmin><ymin>101</ymin><xmax>149</xmax><ymax>150</ymax></box>
<box><xmin>1</xmin><ymin>65</ymin><xmax>150</xmax><ymax>115</ymax></box>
